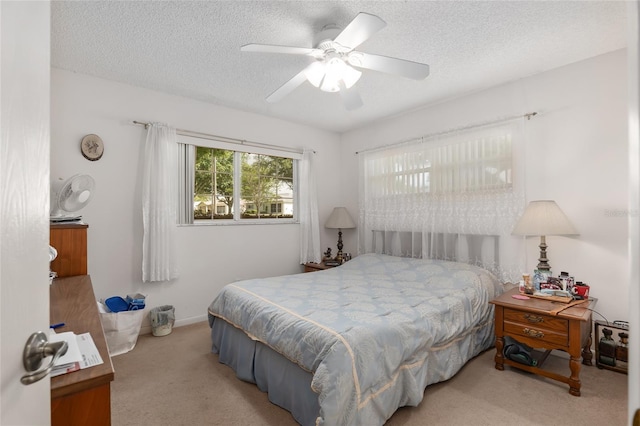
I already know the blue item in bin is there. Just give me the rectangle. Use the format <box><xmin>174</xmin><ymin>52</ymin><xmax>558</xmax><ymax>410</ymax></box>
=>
<box><xmin>126</xmin><ymin>294</ymin><xmax>146</xmax><ymax>310</ymax></box>
<box><xmin>105</xmin><ymin>296</ymin><xmax>129</xmax><ymax>313</ymax></box>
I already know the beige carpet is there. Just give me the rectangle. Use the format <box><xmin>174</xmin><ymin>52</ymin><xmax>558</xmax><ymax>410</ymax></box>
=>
<box><xmin>111</xmin><ymin>322</ymin><xmax>627</xmax><ymax>425</ymax></box>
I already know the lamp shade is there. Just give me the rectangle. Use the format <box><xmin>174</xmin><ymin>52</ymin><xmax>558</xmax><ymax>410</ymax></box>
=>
<box><xmin>512</xmin><ymin>200</ymin><xmax>578</xmax><ymax>236</ymax></box>
<box><xmin>306</xmin><ymin>57</ymin><xmax>363</xmax><ymax>93</ymax></box>
<box><xmin>325</xmin><ymin>207</ymin><xmax>356</xmax><ymax>229</ymax></box>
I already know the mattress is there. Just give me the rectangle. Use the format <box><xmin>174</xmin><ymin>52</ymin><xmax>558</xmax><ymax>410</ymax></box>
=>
<box><xmin>208</xmin><ymin>253</ymin><xmax>503</xmax><ymax>425</ymax></box>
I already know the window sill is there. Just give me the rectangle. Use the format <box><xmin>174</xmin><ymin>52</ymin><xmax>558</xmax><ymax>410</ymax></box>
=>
<box><xmin>179</xmin><ymin>220</ymin><xmax>299</xmax><ymax>227</ymax></box>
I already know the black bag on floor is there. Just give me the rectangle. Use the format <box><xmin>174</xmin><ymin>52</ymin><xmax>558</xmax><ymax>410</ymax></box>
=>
<box><xmin>503</xmin><ymin>336</ymin><xmax>537</xmax><ymax>366</ymax></box>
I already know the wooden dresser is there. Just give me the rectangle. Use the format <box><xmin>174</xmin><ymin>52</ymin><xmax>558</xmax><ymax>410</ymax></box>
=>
<box><xmin>49</xmin><ymin>223</ymin><xmax>114</xmax><ymax>425</ymax></box>
<box><xmin>50</xmin><ymin>223</ymin><xmax>88</xmax><ymax>278</ymax></box>
<box><xmin>50</xmin><ymin>275</ymin><xmax>114</xmax><ymax>426</ymax></box>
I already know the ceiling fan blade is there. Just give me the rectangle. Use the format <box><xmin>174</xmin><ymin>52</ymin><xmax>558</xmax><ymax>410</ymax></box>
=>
<box><xmin>338</xmin><ymin>80</ymin><xmax>363</xmax><ymax>111</ymax></box>
<box><xmin>265</xmin><ymin>66</ymin><xmax>312</xmax><ymax>103</ymax></box>
<box><xmin>241</xmin><ymin>43</ymin><xmax>322</xmax><ymax>57</ymax></box>
<box><xmin>350</xmin><ymin>52</ymin><xmax>430</xmax><ymax>80</ymax></box>
<box><xmin>333</xmin><ymin>12</ymin><xmax>386</xmax><ymax>50</ymax></box>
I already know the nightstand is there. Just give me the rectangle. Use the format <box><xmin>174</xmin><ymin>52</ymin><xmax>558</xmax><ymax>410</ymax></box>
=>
<box><xmin>303</xmin><ymin>262</ymin><xmax>337</xmax><ymax>273</ymax></box>
<box><xmin>490</xmin><ymin>287</ymin><xmax>596</xmax><ymax>396</ymax></box>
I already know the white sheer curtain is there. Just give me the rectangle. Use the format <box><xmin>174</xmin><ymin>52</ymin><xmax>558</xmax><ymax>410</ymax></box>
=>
<box><xmin>299</xmin><ymin>149</ymin><xmax>322</xmax><ymax>264</ymax></box>
<box><xmin>359</xmin><ymin>120</ymin><xmax>526</xmax><ymax>282</ymax></box>
<box><xmin>142</xmin><ymin>123</ymin><xmax>179</xmax><ymax>282</ymax></box>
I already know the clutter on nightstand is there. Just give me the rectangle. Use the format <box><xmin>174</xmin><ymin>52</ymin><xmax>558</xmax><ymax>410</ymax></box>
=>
<box><xmin>519</xmin><ymin>269</ymin><xmax>590</xmax><ymax>303</ymax></box>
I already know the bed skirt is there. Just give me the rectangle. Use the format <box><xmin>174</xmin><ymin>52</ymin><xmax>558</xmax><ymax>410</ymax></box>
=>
<box><xmin>210</xmin><ymin>314</ymin><xmax>496</xmax><ymax>425</ymax></box>
<box><xmin>210</xmin><ymin>317</ymin><xmax>320</xmax><ymax>425</ymax></box>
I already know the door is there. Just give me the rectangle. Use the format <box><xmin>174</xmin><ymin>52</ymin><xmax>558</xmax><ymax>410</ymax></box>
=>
<box><xmin>0</xmin><ymin>1</ymin><xmax>51</xmax><ymax>425</ymax></box>
<box><xmin>630</xmin><ymin>2</ymin><xmax>640</xmax><ymax>425</ymax></box>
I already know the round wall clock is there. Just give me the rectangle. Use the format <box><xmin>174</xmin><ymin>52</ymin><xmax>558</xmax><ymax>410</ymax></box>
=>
<box><xmin>80</xmin><ymin>134</ymin><xmax>104</xmax><ymax>161</ymax></box>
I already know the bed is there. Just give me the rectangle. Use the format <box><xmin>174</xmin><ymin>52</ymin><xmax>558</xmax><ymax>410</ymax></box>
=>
<box><xmin>207</xmin><ymin>253</ymin><xmax>503</xmax><ymax>425</ymax></box>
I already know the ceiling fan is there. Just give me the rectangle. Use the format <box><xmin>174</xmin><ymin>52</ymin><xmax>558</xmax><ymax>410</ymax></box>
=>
<box><xmin>241</xmin><ymin>12</ymin><xmax>430</xmax><ymax>110</ymax></box>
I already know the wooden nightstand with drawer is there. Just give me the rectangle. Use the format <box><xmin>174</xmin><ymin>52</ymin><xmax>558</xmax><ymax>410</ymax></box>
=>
<box><xmin>303</xmin><ymin>262</ymin><xmax>337</xmax><ymax>273</ymax></box>
<box><xmin>490</xmin><ymin>287</ymin><xmax>596</xmax><ymax>396</ymax></box>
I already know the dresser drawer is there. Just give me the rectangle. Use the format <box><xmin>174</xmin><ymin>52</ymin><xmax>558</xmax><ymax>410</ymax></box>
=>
<box><xmin>503</xmin><ymin>308</ymin><xmax>568</xmax><ymax>347</ymax></box>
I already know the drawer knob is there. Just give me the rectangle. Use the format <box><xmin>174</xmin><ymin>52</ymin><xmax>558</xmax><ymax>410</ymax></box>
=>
<box><xmin>524</xmin><ymin>314</ymin><xmax>544</xmax><ymax>323</ymax></box>
<box><xmin>523</xmin><ymin>328</ymin><xmax>544</xmax><ymax>338</ymax></box>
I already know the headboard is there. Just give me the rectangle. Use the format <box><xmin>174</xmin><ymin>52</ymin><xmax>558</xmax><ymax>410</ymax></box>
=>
<box><xmin>370</xmin><ymin>230</ymin><xmax>500</xmax><ymax>268</ymax></box>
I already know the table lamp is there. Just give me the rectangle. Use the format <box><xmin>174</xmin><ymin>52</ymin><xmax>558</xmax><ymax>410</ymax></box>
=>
<box><xmin>512</xmin><ymin>200</ymin><xmax>578</xmax><ymax>272</ymax></box>
<box><xmin>325</xmin><ymin>207</ymin><xmax>356</xmax><ymax>263</ymax></box>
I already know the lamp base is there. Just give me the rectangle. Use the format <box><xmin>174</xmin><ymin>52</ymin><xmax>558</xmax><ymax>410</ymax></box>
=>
<box><xmin>335</xmin><ymin>229</ymin><xmax>344</xmax><ymax>263</ymax></box>
<box><xmin>536</xmin><ymin>235</ymin><xmax>551</xmax><ymax>272</ymax></box>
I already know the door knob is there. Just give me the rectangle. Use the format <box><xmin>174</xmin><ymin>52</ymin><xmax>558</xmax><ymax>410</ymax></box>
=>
<box><xmin>20</xmin><ymin>331</ymin><xmax>68</xmax><ymax>385</ymax></box>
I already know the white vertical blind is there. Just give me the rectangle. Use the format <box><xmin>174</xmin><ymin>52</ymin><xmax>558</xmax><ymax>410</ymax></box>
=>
<box><xmin>177</xmin><ymin>143</ymin><xmax>195</xmax><ymax>225</ymax></box>
<box><xmin>359</xmin><ymin>120</ymin><xmax>526</xmax><ymax>282</ymax></box>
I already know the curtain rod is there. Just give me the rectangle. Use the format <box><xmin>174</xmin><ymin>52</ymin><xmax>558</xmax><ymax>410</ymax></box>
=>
<box><xmin>355</xmin><ymin>112</ymin><xmax>538</xmax><ymax>155</ymax></box>
<box><xmin>132</xmin><ymin>121</ymin><xmax>312</xmax><ymax>155</ymax></box>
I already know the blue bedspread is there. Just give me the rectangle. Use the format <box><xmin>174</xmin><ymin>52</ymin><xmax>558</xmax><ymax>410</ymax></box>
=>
<box><xmin>208</xmin><ymin>253</ymin><xmax>503</xmax><ymax>425</ymax></box>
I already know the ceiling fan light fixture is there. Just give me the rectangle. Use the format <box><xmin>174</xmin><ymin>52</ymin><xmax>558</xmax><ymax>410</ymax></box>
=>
<box><xmin>320</xmin><ymin>79</ymin><xmax>339</xmax><ymax>93</ymax></box>
<box><xmin>304</xmin><ymin>62</ymin><xmax>325</xmax><ymax>88</ymax></box>
<box><xmin>342</xmin><ymin>63</ymin><xmax>362</xmax><ymax>89</ymax></box>
<box><xmin>320</xmin><ymin>78</ymin><xmax>339</xmax><ymax>92</ymax></box>
<box><xmin>243</xmin><ymin>12</ymin><xmax>428</xmax><ymax>107</ymax></box>
<box><xmin>342</xmin><ymin>61</ymin><xmax>362</xmax><ymax>89</ymax></box>
<box><xmin>318</xmin><ymin>58</ymin><xmax>362</xmax><ymax>92</ymax></box>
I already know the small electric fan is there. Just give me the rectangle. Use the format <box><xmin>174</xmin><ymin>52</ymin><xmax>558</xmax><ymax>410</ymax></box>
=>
<box><xmin>50</xmin><ymin>174</ymin><xmax>95</xmax><ymax>220</ymax></box>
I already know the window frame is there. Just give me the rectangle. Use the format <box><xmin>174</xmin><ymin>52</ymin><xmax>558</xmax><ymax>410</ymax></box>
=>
<box><xmin>178</xmin><ymin>135</ymin><xmax>301</xmax><ymax>226</ymax></box>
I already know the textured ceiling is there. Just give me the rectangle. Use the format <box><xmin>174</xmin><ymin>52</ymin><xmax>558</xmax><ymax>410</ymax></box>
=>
<box><xmin>51</xmin><ymin>1</ymin><xmax>627</xmax><ymax>133</ymax></box>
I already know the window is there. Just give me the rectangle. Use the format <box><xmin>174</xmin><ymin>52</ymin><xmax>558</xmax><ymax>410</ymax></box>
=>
<box><xmin>240</xmin><ymin>152</ymin><xmax>293</xmax><ymax>220</ymax></box>
<box><xmin>359</xmin><ymin>120</ymin><xmax>524</xmax><ymax>280</ymax></box>
<box><xmin>366</xmin><ymin>149</ymin><xmax>431</xmax><ymax>198</ymax></box>
<box><xmin>366</xmin><ymin>131</ymin><xmax>512</xmax><ymax>198</ymax></box>
<box><xmin>187</xmin><ymin>142</ymin><xmax>296</xmax><ymax>223</ymax></box>
<box><xmin>195</xmin><ymin>147</ymin><xmax>234</xmax><ymax>220</ymax></box>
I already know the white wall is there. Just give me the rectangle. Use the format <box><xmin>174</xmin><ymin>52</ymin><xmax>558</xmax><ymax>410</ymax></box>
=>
<box><xmin>340</xmin><ymin>49</ymin><xmax>629</xmax><ymax>324</ymax></box>
<box><xmin>50</xmin><ymin>69</ymin><xmax>341</xmax><ymax>330</ymax></box>
<box><xmin>51</xmin><ymin>48</ymin><xmax>629</xmax><ymax>330</ymax></box>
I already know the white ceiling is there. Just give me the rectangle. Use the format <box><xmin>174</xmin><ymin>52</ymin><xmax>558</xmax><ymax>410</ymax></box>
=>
<box><xmin>51</xmin><ymin>1</ymin><xmax>628</xmax><ymax>133</ymax></box>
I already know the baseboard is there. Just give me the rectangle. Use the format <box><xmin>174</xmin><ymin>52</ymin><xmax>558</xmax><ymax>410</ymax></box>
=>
<box><xmin>175</xmin><ymin>314</ymin><xmax>208</xmax><ymax>328</ymax></box>
<box><xmin>139</xmin><ymin>314</ymin><xmax>208</xmax><ymax>335</ymax></box>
